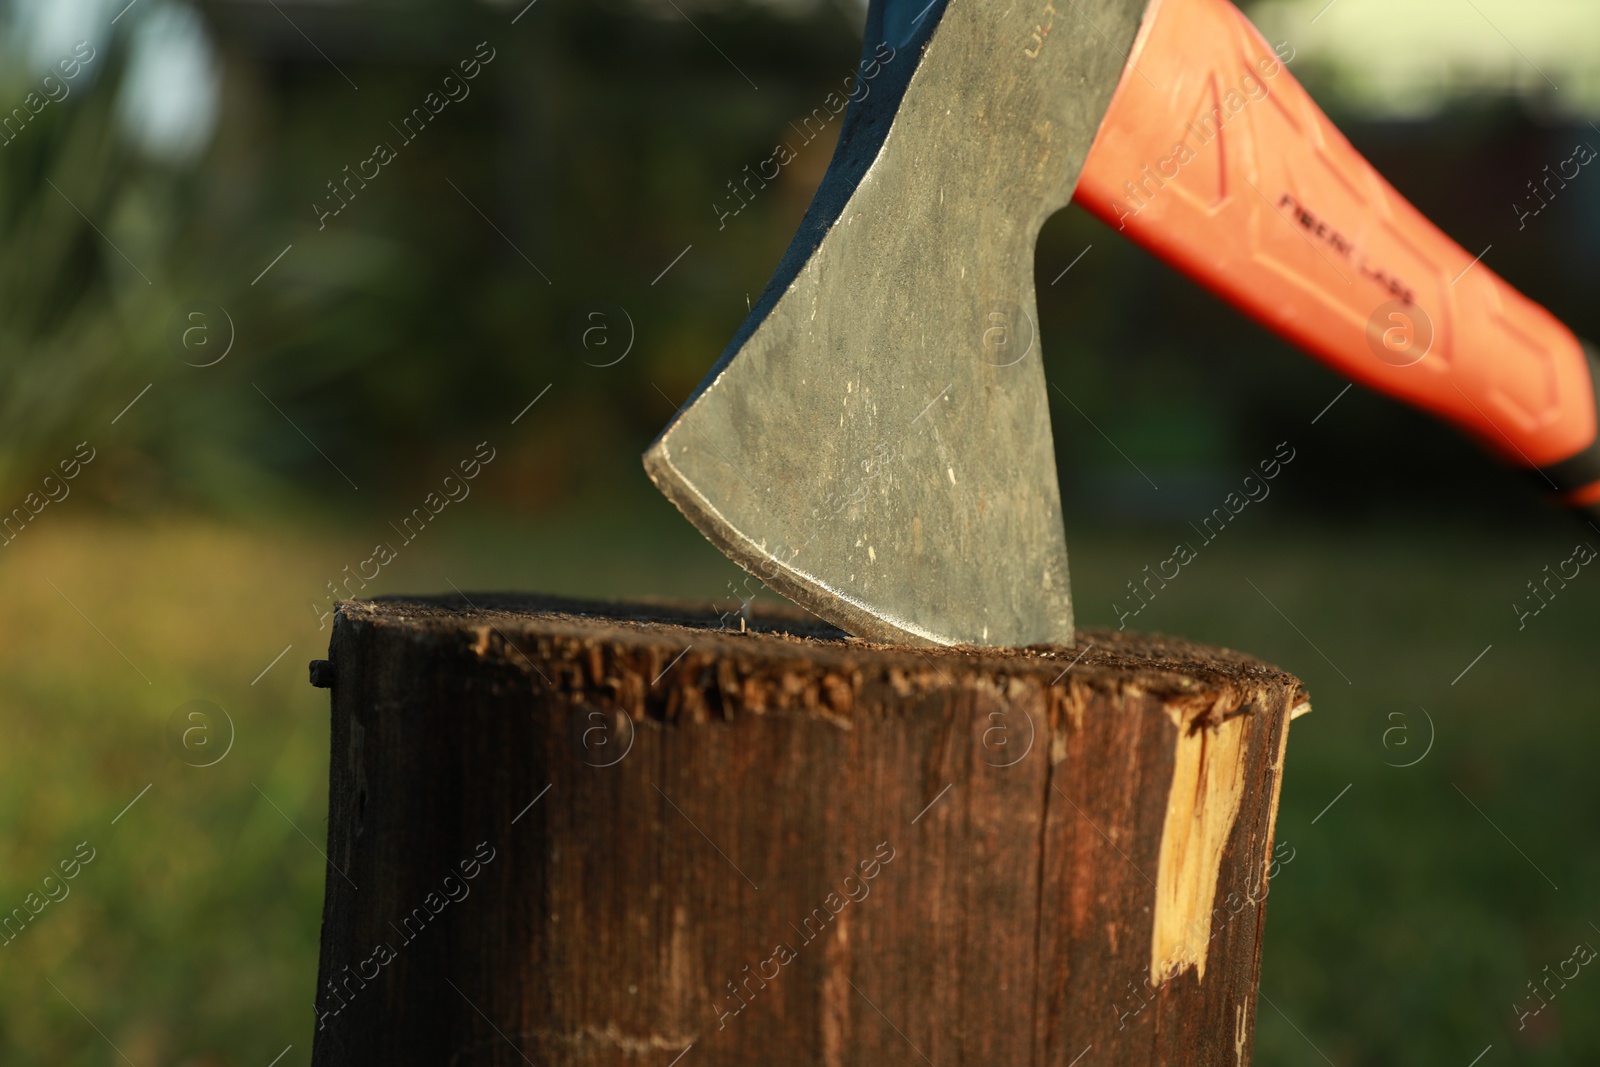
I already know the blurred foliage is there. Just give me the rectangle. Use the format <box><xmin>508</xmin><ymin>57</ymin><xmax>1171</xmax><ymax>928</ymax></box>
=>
<box><xmin>0</xmin><ymin>0</ymin><xmax>1595</xmax><ymax>524</ymax></box>
<box><xmin>1</xmin><ymin>0</ymin><xmax>874</xmax><ymax>517</ymax></box>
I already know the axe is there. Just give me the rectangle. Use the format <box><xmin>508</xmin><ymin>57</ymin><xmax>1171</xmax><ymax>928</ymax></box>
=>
<box><xmin>644</xmin><ymin>0</ymin><xmax>1599</xmax><ymax>647</ymax></box>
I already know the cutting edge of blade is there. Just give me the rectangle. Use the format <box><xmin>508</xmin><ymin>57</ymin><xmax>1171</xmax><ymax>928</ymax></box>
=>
<box><xmin>643</xmin><ymin>438</ymin><xmax>956</xmax><ymax>648</ymax></box>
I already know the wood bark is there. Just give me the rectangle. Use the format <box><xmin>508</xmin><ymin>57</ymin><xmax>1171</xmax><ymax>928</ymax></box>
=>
<box><xmin>308</xmin><ymin>595</ymin><xmax>1307</xmax><ymax>1067</ymax></box>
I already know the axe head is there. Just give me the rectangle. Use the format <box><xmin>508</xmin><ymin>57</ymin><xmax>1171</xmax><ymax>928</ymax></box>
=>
<box><xmin>644</xmin><ymin>0</ymin><xmax>1150</xmax><ymax>647</ymax></box>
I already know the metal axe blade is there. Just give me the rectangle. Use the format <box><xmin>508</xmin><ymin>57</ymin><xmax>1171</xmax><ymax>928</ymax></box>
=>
<box><xmin>645</xmin><ymin>0</ymin><xmax>1150</xmax><ymax>647</ymax></box>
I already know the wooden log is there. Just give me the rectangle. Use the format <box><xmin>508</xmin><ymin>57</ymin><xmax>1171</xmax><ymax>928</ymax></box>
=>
<box><xmin>307</xmin><ymin>595</ymin><xmax>1307</xmax><ymax>1067</ymax></box>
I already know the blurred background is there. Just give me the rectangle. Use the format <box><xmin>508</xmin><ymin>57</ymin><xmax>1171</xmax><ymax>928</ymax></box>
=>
<box><xmin>0</xmin><ymin>0</ymin><xmax>1597</xmax><ymax>1061</ymax></box>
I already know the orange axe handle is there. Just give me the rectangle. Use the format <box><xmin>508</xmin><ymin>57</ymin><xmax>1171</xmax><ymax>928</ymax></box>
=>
<box><xmin>1074</xmin><ymin>0</ymin><xmax>1600</xmax><ymax>509</ymax></box>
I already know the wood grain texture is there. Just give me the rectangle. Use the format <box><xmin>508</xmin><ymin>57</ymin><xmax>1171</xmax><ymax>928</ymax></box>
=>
<box><xmin>307</xmin><ymin>595</ymin><xmax>1306</xmax><ymax>1067</ymax></box>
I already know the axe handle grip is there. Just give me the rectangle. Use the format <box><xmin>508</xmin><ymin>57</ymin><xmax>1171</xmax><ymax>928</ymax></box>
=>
<box><xmin>1074</xmin><ymin>0</ymin><xmax>1600</xmax><ymax>509</ymax></box>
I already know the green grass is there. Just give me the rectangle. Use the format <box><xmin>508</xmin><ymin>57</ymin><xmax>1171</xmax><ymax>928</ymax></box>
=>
<box><xmin>0</xmin><ymin>504</ymin><xmax>1595</xmax><ymax>1063</ymax></box>
<box><xmin>1068</xmin><ymin>516</ymin><xmax>1600</xmax><ymax>1065</ymax></box>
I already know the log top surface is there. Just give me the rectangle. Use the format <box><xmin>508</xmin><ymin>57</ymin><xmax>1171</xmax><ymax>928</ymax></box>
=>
<box><xmin>334</xmin><ymin>594</ymin><xmax>1308</xmax><ymax>725</ymax></box>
